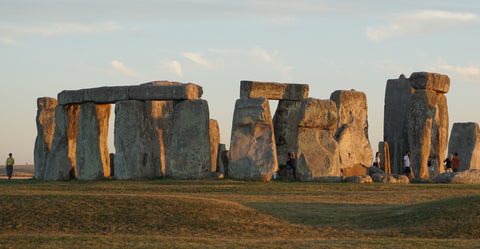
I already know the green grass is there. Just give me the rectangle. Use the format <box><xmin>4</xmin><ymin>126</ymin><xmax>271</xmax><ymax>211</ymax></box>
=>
<box><xmin>0</xmin><ymin>179</ymin><xmax>479</xmax><ymax>248</ymax></box>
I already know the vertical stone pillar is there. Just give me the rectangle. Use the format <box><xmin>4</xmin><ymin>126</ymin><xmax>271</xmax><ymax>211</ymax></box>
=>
<box><xmin>76</xmin><ymin>103</ymin><xmax>111</xmax><ymax>180</ymax></box>
<box><xmin>166</xmin><ymin>99</ymin><xmax>212</xmax><ymax>179</ymax></box>
<box><xmin>379</xmin><ymin>141</ymin><xmax>391</xmax><ymax>174</ymax></box>
<box><xmin>295</xmin><ymin>98</ymin><xmax>341</xmax><ymax>181</ymax></box>
<box><xmin>114</xmin><ymin>100</ymin><xmax>157</xmax><ymax>180</ymax></box>
<box><xmin>408</xmin><ymin>72</ymin><xmax>449</xmax><ymax>179</ymax></box>
<box><xmin>448</xmin><ymin>122</ymin><xmax>480</xmax><ymax>171</ymax></box>
<box><xmin>383</xmin><ymin>75</ymin><xmax>414</xmax><ymax>174</ymax></box>
<box><xmin>330</xmin><ymin>90</ymin><xmax>373</xmax><ymax>171</ymax></box>
<box><xmin>209</xmin><ymin>119</ymin><xmax>220</xmax><ymax>172</ymax></box>
<box><xmin>34</xmin><ymin>97</ymin><xmax>58</xmax><ymax>180</ymax></box>
<box><xmin>229</xmin><ymin>97</ymin><xmax>278</xmax><ymax>181</ymax></box>
<box><xmin>45</xmin><ymin>104</ymin><xmax>80</xmax><ymax>180</ymax></box>
<box><xmin>273</xmin><ymin>100</ymin><xmax>301</xmax><ymax>166</ymax></box>
<box><xmin>216</xmin><ymin>143</ymin><xmax>228</xmax><ymax>175</ymax></box>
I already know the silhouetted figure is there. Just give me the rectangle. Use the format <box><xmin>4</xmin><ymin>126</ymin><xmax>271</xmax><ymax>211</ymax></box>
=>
<box><xmin>5</xmin><ymin>153</ymin><xmax>14</xmax><ymax>180</ymax></box>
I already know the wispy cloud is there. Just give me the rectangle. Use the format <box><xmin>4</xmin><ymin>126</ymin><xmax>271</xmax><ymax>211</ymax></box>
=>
<box><xmin>182</xmin><ymin>52</ymin><xmax>215</xmax><ymax>69</ymax></box>
<box><xmin>0</xmin><ymin>21</ymin><xmax>121</xmax><ymax>45</ymax></box>
<box><xmin>162</xmin><ymin>60</ymin><xmax>183</xmax><ymax>77</ymax></box>
<box><xmin>366</xmin><ymin>10</ymin><xmax>480</xmax><ymax>42</ymax></box>
<box><xmin>111</xmin><ymin>60</ymin><xmax>140</xmax><ymax>78</ymax></box>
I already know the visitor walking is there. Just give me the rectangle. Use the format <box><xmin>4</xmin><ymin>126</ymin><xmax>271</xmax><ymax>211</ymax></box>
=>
<box><xmin>444</xmin><ymin>153</ymin><xmax>453</xmax><ymax>172</ymax></box>
<box><xmin>373</xmin><ymin>152</ymin><xmax>381</xmax><ymax>169</ymax></box>
<box><xmin>5</xmin><ymin>153</ymin><xmax>14</xmax><ymax>180</ymax></box>
<box><xmin>452</xmin><ymin>153</ymin><xmax>460</xmax><ymax>172</ymax></box>
<box><xmin>403</xmin><ymin>151</ymin><xmax>412</xmax><ymax>178</ymax></box>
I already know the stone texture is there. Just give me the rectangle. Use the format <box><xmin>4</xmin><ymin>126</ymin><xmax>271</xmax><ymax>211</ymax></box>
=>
<box><xmin>34</xmin><ymin>97</ymin><xmax>58</xmax><ymax>180</ymax></box>
<box><xmin>451</xmin><ymin>169</ymin><xmax>480</xmax><ymax>184</ymax></box>
<box><xmin>330</xmin><ymin>90</ymin><xmax>373</xmax><ymax>171</ymax></box>
<box><xmin>434</xmin><ymin>172</ymin><xmax>456</xmax><ymax>183</ymax></box>
<box><xmin>410</xmin><ymin>72</ymin><xmax>450</xmax><ymax>94</ymax></box>
<box><xmin>367</xmin><ymin>166</ymin><xmax>386</xmax><ymax>176</ymax></box>
<box><xmin>273</xmin><ymin>100</ymin><xmax>301</xmax><ymax>166</ymax></box>
<box><xmin>391</xmin><ymin>174</ymin><xmax>410</xmax><ymax>184</ymax></box>
<box><xmin>58</xmin><ymin>83</ymin><xmax>202</xmax><ymax>105</ymax></box>
<box><xmin>344</xmin><ymin>175</ymin><xmax>373</xmax><ymax>183</ymax></box>
<box><xmin>166</xmin><ymin>99</ymin><xmax>212</xmax><ymax>179</ymax></box>
<box><xmin>216</xmin><ymin>144</ymin><xmax>227</xmax><ymax>174</ymax></box>
<box><xmin>229</xmin><ymin>97</ymin><xmax>278</xmax><ymax>181</ymax></box>
<box><xmin>408</xmin><ymin>89</ymin><xmax>449</xmax><ymax>179</ymax></box>
<box><xmin>44</xmin><ymin>104</ymin><xmax>80</xmax><ymax>180</ymax></box>
<box><xmin>209</xmin><ymin>119</ymin><xmax>220</xmax><ymax>172</ymax></box>
<box><xmin>76</xmin><ymin>103</ymin><xmax>111</xmax><ymax>180</ymax></box>
<box><xmin>296</xmin><ymin>98</ymin><xmax>341</xmax><ymax>181</ymax></box>
<box><xmin>383</xmin><ymin>76</ymin><xmax>414</xmax><ymax>174</ymax></box>
<box><xmin>240</xmin><ymin>81</ymin><xmax>309</xmax><ymax>100</ymax></box>
<box><xmin>379</xmin><ymin>141</ymin><xmax>391</xmax><ymax>173</ymax></box>
<box><xmin>371</xmin><ymin>173</ymin><xmax>397</xmax><ymax>183</ymax></box>
<box><xmin>114</xmin><ymin>100</ymin><xmax>158</xmax><ymax>180</ymax></box>
<box><xmin>147</xmin><ymin>100</ymin><xmax>175</xmax><ymax>177</ymax></box>
<box><xmin>448</xmin><ymin>122</ymin><xmax>480</xmax><ymax>171</ymax></box>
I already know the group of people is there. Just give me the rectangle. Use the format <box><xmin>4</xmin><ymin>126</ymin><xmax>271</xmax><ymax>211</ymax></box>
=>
<box><xmin>401</xmin><ymin>151</ymin><xmax>461</xmax><ymax>179</ymax></box>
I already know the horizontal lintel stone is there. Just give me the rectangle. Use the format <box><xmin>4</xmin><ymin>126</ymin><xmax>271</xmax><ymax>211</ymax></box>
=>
<box><xmin>410</xmin><ymin>72</ymin><xmax>450</xmax><ymax>94</ymax></box>
<box><xmin>240</xmin><ymin>81</ymin><xmax>309</xmax><ymax>100</ymax></box>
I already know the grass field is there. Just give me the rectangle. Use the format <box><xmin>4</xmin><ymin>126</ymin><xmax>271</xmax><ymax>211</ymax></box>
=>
<box><xmin>0</xmin><ymin>179</ymin><xmax>479</xmax><ymax>248</ymax></box>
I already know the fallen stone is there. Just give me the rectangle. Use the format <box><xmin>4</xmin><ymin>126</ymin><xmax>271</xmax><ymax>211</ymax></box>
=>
<box><xmin>166</xmin><ymin>99</ymin><xmax>212</xmax><ymax>179</ymax></box>
<box><xmin>367</xmin><ymin>166</ymin><xmax>386</xmax><ymax>176</ymax></box>
<box><xmin>448</xmin><ymin>122</ymin><xmax>480</xmax><ymax>171</ymax></box>
<box><xmin>240</xmin><ymin>81</ymin><xmax>309</xmax><ymax>100</ymax></box>
<box><xmin>44</xmin><ymin>104</ymin><xmax>80</xmax><ymax>180</ymax></box>
<box><xmin>76</xmin><ymin>103</ymin><xmax>111</xmax><ymax>180</ymax></box>
<box><xmin>344</xmin><ymin>175</ymin><xmax>373</xmax><ymax>183</ymax></box>
<box><xmin>34</xmin><ymin>97</ymin><xmax>58</xmax><ymax>180</ymax></box>
<box><xmin>371</xmin><ymin>173</ymin><xmax>397</xmax><ymax>183</ymax></box>
<box><xmin>229</xmin><ymin>97</ymin><xmax>278</xmax><ymax>181</ymax></box>
<box><xmin>391</xmin><ymin>174</ymin><xmax>410</xmax><ymax>184</ymax></box>
<box><xmin>434</xmin><ymin>172</ymin><xmax>457</xmax><ymax>183</ymax></box>
<box><xmin>296</xmin><ymin>98</ymin><xmax>341</xmax><ymax>181</ymax></box>
<box><xmin>451</xmin><ymin>169</ymin><xmax>480</xmax><ymax>184</ymax></box>
<box><xmin>410</xmin><ymin>72</ymin><xmax>450</xmax><ymax>94</ymax></box>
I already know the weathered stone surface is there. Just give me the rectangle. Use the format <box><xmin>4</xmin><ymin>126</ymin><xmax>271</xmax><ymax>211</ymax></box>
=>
<box><xmin>344</xmin><ymin>175</ymin><xmax>373</xmax><ymax>183</ymax></box>
<box><xmin>341</xmin><ymin>164</ymin><xmax>368</xmax><ymax>177</ymax></box>
<box><xmin>114</xmin><ymin>100</ymin><xmax>157</xmax><ymax>180</ymax></box>
<box><xmin>434</xmin><ymin>172</ymin><xmax>457</xmax><ymax>183</ymax></box>
<box><xmin>330</xmin><ymin>90</ymin><xmax>372</xmax><ymax>170</ymax></box>
<box><xmin>408</xmin><ymin>89</ymin><xmax>449</xmax><ymax>179</ymax></box>
<box><xmin>44</xmin><ymin>104</ymin><xmax>80</xmax><ymax>180</ymax></box>
<box><xmin>240</xmin><ymin>81</ymin><xmax>309</xmax><ymax>100</ymax></box>
<box><xmin>448</xmin><ymin>122</ymin><xmax>480</xmax><ymax>171</ymax></box>
<box><xmin>451</xmin><ymin>169</ymin><xmax>480</xmax><ymax>184</ymax></box>
<box><xmin>229</xmin><ymin>97</ymin><xmax>278</xmax><ymax>181</ymax></box>
<box><xmin>379</xmin><ymin>141</ymin><xmax>391</xmax><ymax>173</ymax></box>
<box><xmin>367</xmin><ymin>166</ymin><xmax>386</xmax><ymax>176</ymax></box>
<box><xmin>273</xmin><ymin>100</ymin><xmax>301</xmax><ymax>166</ymax></box>
<box><xmin>391</xmin><ymin>174</ymin><xmax>410</xmax><ymax>183</ymax></box>
<box><xmin>384</xmin><ymin>76</ymin><xmax>414</xmax><ymax>174</ymax></box>
<box><xmin>76</xmin><ymin>103</ymin><xmax>111</xmax><ymax>180</ymax></box>
<box><xmin>166</xmin><ymin>99</ymin><xmax>212</xmax><ymax>179</ymax></box>
<box><xmin>410</xmin><ymin>72</ymin><xmax>450</xmax><ymax>94</ymax></box>
<box><xmin>58</xmin><ymin>83</ymin><xmax>202</xmax><ymax>105</ymax></box>
<box><xmin>34</xmin><ymin>97</ymin><xmax>58</xmax><ymax>180</ymax></box>
<box><xmin>147</xmin><ymin>100</ymin><xmax>175</xmax><ymax>177</ymax></box>
<box><xmin>216</xmin><ymin>144</ymin><xmax>227</xmax><ymax>174</ymax></box>
<box><xmin>296</xmin><ymin>98</ymin><xmax>341</xmax><ymax>180</ymax></box>
<box><xmin>371</xmin><ymin>173</ymin><xmax>397</xmax><ymax>183</ymax></box>
<box><xmin>209</xmin><ymin>119</ymin><xmax>220</xmax><ymax>172</ymax></box>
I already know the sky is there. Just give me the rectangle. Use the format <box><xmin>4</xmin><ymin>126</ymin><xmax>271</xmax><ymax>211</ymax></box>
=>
<box><xmin>1</xmin><ymin>0</ymin><xmax>480</xmax><ymax>165</ymax></box>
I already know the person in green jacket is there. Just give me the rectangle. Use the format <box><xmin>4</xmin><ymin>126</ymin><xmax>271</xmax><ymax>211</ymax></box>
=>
<box><xmin>6</xmin><ymin>153</ymin><xmax>14</xmax><ymax>180</ymax></box>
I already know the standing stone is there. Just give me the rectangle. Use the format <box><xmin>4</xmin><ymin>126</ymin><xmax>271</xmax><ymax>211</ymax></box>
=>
<box><xmin>166</xmin><ymin>99</ymin><xmax>212</xmax><ymax>179</ymax></box>
<box><xmin>114</xmin><ymin>100</ymin><xmax>157</xmax><ymax>180</ymax></box>
<box><xmin>383</xmin><ymin>75</ymin><xmax>414</xmax><ymax>174</ymax></box>
<box><xmin>448</xmin><ymin>122</ymin><xmax>480</xmax><ymax>171</ymax></box>
<box><xmin>379</xmin><ymin>141</ymin><xmax>391</xmax><ymax>174</ymax></box>
<box><xmin>273</xmin><ymin>100</ymin><xmax>301</xmax><ymax>166</ymax></box>
<box><xmin>330</xmin><ymin>90</ymin><xmax>373</xmax><ymax>171</ymax></box>
<box><xmin>147</xmin><ymin>100</ymin><xmax>175</xmax><ymax>177</ymax></box>
<box><xmin>229</xmin><ymin>97</ymin><xmax>278</xmax><ymax>181</ymax></box>
<box><xmin>216</xmin><ymin>144</ymin><xmax>227</xmax><ymax>174</ymax></box>
<box><xmin>76</xmin><ymin>103</ymin><xmax>111</xmax><ymax>180</ymax></box>
<box><xmin>34</xmin><ymin>97</ymin><xmax>58</xmax><ymax>180</ymax></box>
<box><xmin>209</xmin><ymin>119</ymin><xmax>220</xmax><ymax>172</ymax></box>
<box><xmin>295</xmin><ymin>98</ymin><xmax>341</xmax><ymax>180</ymax></box>
<box><xmin>44</xmin><ymin>104</ymin><xmax>80</xmax><ymax>180</ymax></box>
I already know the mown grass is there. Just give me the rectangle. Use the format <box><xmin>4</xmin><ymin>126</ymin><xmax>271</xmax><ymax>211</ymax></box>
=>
<box><xmin>0</xmin><ymin>179</ymin><xmax>479</xmax><ymax>248</ymax></box>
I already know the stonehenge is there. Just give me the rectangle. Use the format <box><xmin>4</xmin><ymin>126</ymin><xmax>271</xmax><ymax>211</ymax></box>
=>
<box><xmin>34</xmin><ymin>71</ymin><xmax>477</xmax><ymax>182</ymax></box>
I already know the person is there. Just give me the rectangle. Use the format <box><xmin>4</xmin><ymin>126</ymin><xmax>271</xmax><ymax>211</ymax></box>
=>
<box><xmin>286</xmin><ymin>152</ymin><xmax>296</xmax><ymax>181</ymax></box>
<box><xmin>428</xmin><ymin>155</ymin><xmax>436</xmax><ymax>179</ymax></box>
<box><xmin>403</xmin><ymin>151</ymin><xmax>412</xmax><ymax>178</ymax></box>
<box><xmin>5</xmin><ymin>153</ymin><xmax>14</xmax><ymax>180</ymax></box>
<box><xmin>452</xmin><ymin>153</ymin><xmax>461</xmax><ymax>172</ymax></box>
<box><xmin>372</xmin><ymin>152</ymin><xmax>381</xmax><ymax>169</ymax></box>
<box><xmin>444</xmin><ymin>153</ymin><xmax>453</xmax><ymax>172</ymax></box>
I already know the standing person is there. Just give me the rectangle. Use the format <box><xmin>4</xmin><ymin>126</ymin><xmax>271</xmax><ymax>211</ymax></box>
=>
<box><xmin>403</xmin><ymin>151</ymin><xmax>412</xmax><ymax>178</ymax></box>
<box><xmin>444</xmin><ymin>153</ymin><xmax>453</xmax><ymax>172</ymax></box>
<box><xmin>372</xmin><ymin>152</ymin><xmax>381</xmax><ymax>169</ymax></box>
<box><xmin>428</xmin><ymin>156</ymin><xmax>436</xmax><ymax>179</ymax></box>
<box><xmin>5</xmin><ymin>153</ymin><xmax>14</xmax><ymax>180</ymax></box>
<box><xmin>452</xmin><ymin>153</ymin><xmax>461</xmax><ymax>172</ymax></box>
<box><xmin>286</xmin><ymin>152</ymin><xmax>296</xmax><ymax>181</ymax></box>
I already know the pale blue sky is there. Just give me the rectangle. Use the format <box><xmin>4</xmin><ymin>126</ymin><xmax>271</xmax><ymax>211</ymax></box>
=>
<box><xmin>2</xmin><ymin>0</ymin><xmax>480</xmax><ymax>164</ymax></box>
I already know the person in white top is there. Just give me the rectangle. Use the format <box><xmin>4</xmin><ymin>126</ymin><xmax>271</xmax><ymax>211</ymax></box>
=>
<box><xmin>403</xmin><ymin>151</ymin><xmax>412</xmax><ymax>178</ymax></box>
